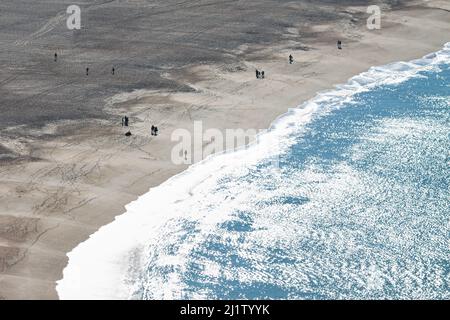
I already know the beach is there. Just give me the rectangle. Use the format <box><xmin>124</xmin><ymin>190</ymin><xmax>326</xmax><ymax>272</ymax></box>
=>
<box><xmin>0</xmin><ymin>0</ymin><xmax>449</xmax><ymax>299</ymax></box>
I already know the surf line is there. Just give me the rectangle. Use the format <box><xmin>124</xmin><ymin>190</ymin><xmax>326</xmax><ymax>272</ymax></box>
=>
<box><xmin>180</xmin><ymin>304</ymin><xmax>215</xmax><ymax>318</ymax></box>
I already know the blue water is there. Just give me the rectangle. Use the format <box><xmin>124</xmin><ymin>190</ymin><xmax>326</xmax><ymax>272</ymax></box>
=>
<box><xmin>133</xmin><ymin>55</ymin><xmax>450</xmax><ymax>300</ymax></box>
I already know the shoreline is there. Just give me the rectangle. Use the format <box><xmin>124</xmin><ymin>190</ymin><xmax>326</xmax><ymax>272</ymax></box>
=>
<box><xmin>57</xmin><ymin>41</ymin><xmax>450</xmax><ymax>299</ymax></box>
<box><xmin>1</xmin><ymin>2</ymin><xmax>449</xmax><ymax>299</ymax></box>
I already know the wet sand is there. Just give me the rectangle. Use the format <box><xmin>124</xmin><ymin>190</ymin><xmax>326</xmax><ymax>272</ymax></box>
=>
<box><xmin>0</xmin><ymin>0</ymin><xmax>449</xmax><ymax>299</ymax></box>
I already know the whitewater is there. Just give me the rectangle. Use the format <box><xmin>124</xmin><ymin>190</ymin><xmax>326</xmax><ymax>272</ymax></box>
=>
<box><xmin>57</xmin><ymin>43</ymin><xmax>450</xmax><ymax>300</ymax></box>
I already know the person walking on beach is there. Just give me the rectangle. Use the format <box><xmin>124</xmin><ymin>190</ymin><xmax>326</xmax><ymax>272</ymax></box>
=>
<box><xmin>261</xmin><ymin>71</ymin><xmax>265</xmax><ymax>79</ymax></box>
<box><xmin>122</xmin><ymin>116</ymin><xmax>129</xmax><ymax>127</ymax></box>
<box><xmin>337</xmin><ymin>40</ymin><xmax>342</xmax><ymax>50</ymax></box>
<box><xmin>121</xmin><ymin>116</ymin><xmax>129</xmax><ymax>127</ymax></box>
<box><xmin>151</xmin><ymin>125</ymin><xmax>155</xmax><ymax>136</ymax></box>
<box><xmin>54</xmin><ymin>53</ymin><xmax>58</xmax><ymax>62</ymax></box>
<box><xmin>86</xmin><ymin>67</ymin><xmax>89</xmax><ymax>76</ymax></box>
<box><xmin>154</xmin><ymin>126</ymin><xmax>159</xmax><ymax>136</ymax></box>
<box><xmin>289</xmin><ymin>54</ymin><xmax>293</xmax><ymax>64</ymax></box>
<box><xmin>112</xmin><ymin>67</ymin><xmax>115</xmax><ymax>75</ymax></box>
<box><xmin>256</xmin><ymin>69</ymin><xmax>260</xmax><ymax>79</ymax></box>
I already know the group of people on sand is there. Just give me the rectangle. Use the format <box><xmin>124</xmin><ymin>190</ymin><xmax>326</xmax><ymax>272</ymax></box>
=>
<box><xmin>54</xmin><ymin>52</ymin><xmax>116</xmax><ymax>76</ymax></box>
<box><xmin>151</xmin><ymin>125</ymin><xmax>159</xmax><ymax>136</ymax></box>
<box><xmin>256</xmin><ymin>40</ymin><xmax>342</xmax><ymax>78</ymax></box>
<box><xmin>85</xmin><ymin>67</ymin><xmax>115</xmax><ymax>76</ymax></box>
<box><xmin>121</xmin><ymin>115</ymin><xmax>159</xmax><ymax>137</ymax></box>
<box><xmin>255</xmin><ymin>54</ymin><xmax>294</xmax><ymax>78</ymax></box>
<box><xmin>255</xmin><ymin>69</ymin><xmax>265</xmax><ymax>79</ymax></box>
<box><xmin>58</xmin><ymin>38</ymin><xmax>344</xmax><ymax>138</ymax></box>
<box><xmin>121</xmin><ymin>116</ymin><xmax>129</xmax><ymax>127</ymax></box>
<box><xmin>53</xmin><ymin>51</ymin><xmax>166</xmax><ymax>139</ymax></box>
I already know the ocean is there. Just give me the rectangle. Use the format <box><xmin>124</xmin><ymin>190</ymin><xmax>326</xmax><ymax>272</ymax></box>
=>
<box><xmin>57</xmin><ymin>43</ymin><xmax>450</xmax><ymax>300</ymax></box>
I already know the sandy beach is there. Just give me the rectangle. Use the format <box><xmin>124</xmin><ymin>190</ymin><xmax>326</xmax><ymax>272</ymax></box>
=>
<box><xmin>0</xmin><ymin>0</ymin><xmax>449</xmax><ymax>299</ymax></box>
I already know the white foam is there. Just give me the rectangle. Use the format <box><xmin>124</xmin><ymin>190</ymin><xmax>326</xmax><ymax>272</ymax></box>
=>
<box><xmin>56</xmin><ymin>43</ymin><xmax>450</xmax><ymax>300</ymax></box>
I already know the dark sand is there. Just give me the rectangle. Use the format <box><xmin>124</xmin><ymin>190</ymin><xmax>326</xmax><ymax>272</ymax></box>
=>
<box><xmin>0</xmin><ymin>0</ymin><xmax>401</xmax><ymax>131</ymax></box>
